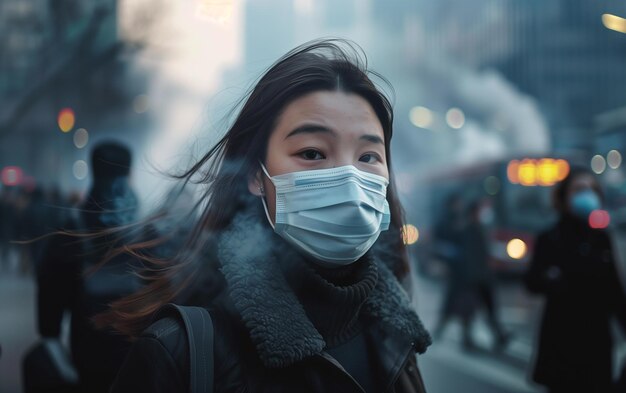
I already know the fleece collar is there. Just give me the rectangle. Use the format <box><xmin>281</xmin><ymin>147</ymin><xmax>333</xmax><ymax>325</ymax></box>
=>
<box><xmin>217</xmin><ymin>206</ymin><xmax>431</xmax><ymax>369</ymax></box>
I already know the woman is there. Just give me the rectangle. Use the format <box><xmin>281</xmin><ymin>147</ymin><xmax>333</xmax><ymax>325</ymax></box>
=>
<box><xmin>525</xmin><ymin>167</ymin><xmax>626</xmax><ymax>393</ymax></box>
<box><xmin>106</xmin><ymin>39</ymin><xmax>432</xmax><ymax>392</ymax></box>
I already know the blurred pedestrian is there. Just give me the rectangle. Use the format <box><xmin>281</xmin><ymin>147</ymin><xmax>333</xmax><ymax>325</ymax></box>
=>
<box><xmin>14</xmin><ymin>187</ymin><xmax>35</xmax><ymax>275</ymax></box>
<box><xmin>461</xmin><ymin>199</ymin><xmax>509</xmax><ymax>351</ymax></box>
<box><xmin>34</xmin><ymin>141</ymin><xmax>143</xmax><ymax>393</ymax></box>
<box><xmin>0</xmin><ymin>186</ymin><xmax>12</xmax><ymax>271</ymax></box>
<box><xmin>23</xmin><ymin>187</ymin><xmax>59</xmax><ymax>274</ymax></box>
<box><xmin>106</xmin><ymin>39</ymin><xmax>432</xmax><ymax>393</ymax></box>
<box><xmin>525</xmin><ymin>167</ymin><xmax>626</xmax><ymax>393</ymax></box>
<box><xmin>432</xmin><ymin>193</ymin><xmax>472</xmax><ymax>343</ymax></box>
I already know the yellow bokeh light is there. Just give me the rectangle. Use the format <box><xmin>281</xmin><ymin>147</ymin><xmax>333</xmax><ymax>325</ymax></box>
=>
<box><xmin>602</xmin><ymin>13</ymin><xmax>626</xmax><ymax>34</ymax></box>
<box><xmin>506</xmin><ymin>238</ymin><xmax>527</xmax><ymax>260</ymax></box>
<box><xmin>508</xmin><ymin>158</ymin><xmax>569</xmax><ymax>186</ymax></box>
<box><xmin>58</xmin><ymin>108</ymin><xmax>75</xmax><ymax>133</ymax></box>
<box><xmin>518</xmin><ymin>159</ymin><xmax>537</xmax><ymax>186</ymax></box>
<box><xmin>401</xmin><ymin>224</ymin><xmax>419</xmax><ymax>245</ymax></box>
<box><xmin>537</xmin><ymin>158</ymin><xmax>557</xmax><ymax>186</ymax></box>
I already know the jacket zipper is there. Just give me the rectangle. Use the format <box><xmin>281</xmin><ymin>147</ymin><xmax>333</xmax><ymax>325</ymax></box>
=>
<box><xmin>317</xmin><ymin>343</ymin><xmax>418</xmax><ymax>393</ymax></box>
<box><xmin>317</xmin><ymin>352</ymin><xmax>366</xmax><ymax>392</ymax></box>
<box><xmin>384</xmin><ymin>344</ymin><xmax>416</xmax><ymax>393</ymax></box>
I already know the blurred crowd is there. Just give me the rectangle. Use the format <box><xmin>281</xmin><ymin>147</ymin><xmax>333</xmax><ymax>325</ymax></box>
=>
<box><xmin>0</xmin><ymin>185</ymin><xmax>81</xmax><ymax>275</ymax></box>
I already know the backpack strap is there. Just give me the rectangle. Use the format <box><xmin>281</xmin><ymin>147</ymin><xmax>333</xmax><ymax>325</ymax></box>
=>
<box><xmin>157</xmin><ymin>304</ymin><xmax>214</xmax><ymax>393</ymax></box>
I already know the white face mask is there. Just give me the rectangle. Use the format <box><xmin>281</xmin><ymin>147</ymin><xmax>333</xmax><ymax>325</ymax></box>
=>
<box><xmin>259</xmin><ymin>163</ymin><xmax>391</xmax><ymax>268</ymax></box>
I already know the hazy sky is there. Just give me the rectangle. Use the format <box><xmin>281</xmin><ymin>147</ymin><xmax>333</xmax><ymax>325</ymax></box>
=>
<box><xmin>118</xmin><ymin>0</ymin><xmax>243</xmax><ymax>208</ymax></box>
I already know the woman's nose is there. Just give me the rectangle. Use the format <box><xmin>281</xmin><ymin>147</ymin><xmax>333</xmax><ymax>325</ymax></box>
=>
<box><xmin>331</xmin><ymin>154</ymin><xmax>356</xmax><ymax>168</ymax></box>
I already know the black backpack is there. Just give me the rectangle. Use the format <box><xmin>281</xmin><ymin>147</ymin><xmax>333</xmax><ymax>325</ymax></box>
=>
<box><xmin>155</xmin><ymin>304</ymin><xmax>215</xmax><ymax>393</ymax></box>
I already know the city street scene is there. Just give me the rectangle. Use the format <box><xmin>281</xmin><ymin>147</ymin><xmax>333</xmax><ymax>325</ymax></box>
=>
<box><xmin>2</xmin><ymin>1</ymin><xmax>626</xmax><ymax>392</ymax></box>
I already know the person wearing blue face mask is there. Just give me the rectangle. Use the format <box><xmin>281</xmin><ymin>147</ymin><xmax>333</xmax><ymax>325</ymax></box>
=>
<box><xmin>105</xmin><ymin>39</ymin><xmax>432</xmax><ymax>393</ymax></box>
<box><xmin>570</xmin><ymin>189</ymin><xmax>602</xmax><ymax>221</ymax></box>
<box><xmin>524</xmin><ymin>167</ymin><xmax>626</xmax><ymax>393</ymax></box>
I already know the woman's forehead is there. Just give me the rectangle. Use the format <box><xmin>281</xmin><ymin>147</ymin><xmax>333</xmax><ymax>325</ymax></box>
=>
<box><xmin>274</xmin><ymin>91</ymin><xmax>384</xmax><ymax>138</ymax></box>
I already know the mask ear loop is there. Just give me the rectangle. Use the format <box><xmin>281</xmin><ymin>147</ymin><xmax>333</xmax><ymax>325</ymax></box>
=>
<box><xmin>258</xmin><ymin>162</ymin><xmax>276</xmax><ymax>230</ymax></box>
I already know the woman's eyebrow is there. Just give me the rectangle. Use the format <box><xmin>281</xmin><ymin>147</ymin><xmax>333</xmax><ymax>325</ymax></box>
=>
<box><xmin>284</xmin><ymin>124</ymin><xmax>336</xmax><ymax>139</ymax></box>
<box><xmin>360</xmin><ymin>134</ymin><xmax>384</xmax><ymax>145</ymax></box>
<box><xmin>285</xmin><ymin>124</ymin><xmax>383</xmax><ymax>145</ymax></box>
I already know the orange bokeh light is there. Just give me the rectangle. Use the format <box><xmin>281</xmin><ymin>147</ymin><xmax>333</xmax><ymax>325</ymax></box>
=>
<box><xmin>507</xmin><ymin>160</ymin><xmax>520</xmax><ymax>184</ymax></box>
<box><xmin>556</xmin><ymin>159</ymin><xmax>570</xmax><ymax>181</ymax></box>
<box><xmin>58</xmin><ymin>108</ymin><xmax>75</xmax><ymax>133</ymax></box>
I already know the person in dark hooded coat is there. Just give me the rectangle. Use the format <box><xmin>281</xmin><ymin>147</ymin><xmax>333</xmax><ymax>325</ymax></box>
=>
<box><xmin>36</xmin><ymin>141</ymin><xmax>143</xmax><ymax>393</ymax></box>
<box><xmin>524</xmin><ymin>167</ymin><xmax>626</xmax><ymax>393</ymax></box>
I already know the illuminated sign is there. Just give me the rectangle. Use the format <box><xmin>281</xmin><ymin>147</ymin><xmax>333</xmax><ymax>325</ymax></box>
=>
<box><xmin>507</xmin><ymin>158</ymin><xmax>569</xmax><ymax>186</ymax></box>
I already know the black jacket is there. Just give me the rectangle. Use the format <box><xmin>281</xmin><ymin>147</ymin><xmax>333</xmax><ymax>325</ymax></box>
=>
<box><xmin>37</xmin><ymin>180</ymin><xmax>141</xmax><ymax>393</ymax></box>
<box><xmin>524</xmin><ymin>215</ymin><xmax>626</xmax><ymax>392</ymax></box>
<box><xmin>111</xmin><ymin>206</ymin><xmax>431</xmax><ymax>393</ymax></box>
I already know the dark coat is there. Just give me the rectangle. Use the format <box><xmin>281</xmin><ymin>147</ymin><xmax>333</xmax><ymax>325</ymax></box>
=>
<box><xmin>37</xmin><ymin>180</ymin><xmax>141</xmax><ymax>393</ymax></box>
<box><xmin>111</xmin><ymin>206</ymin><xmax>432</xmax><ymax>393</ymax></box>
<box><xmin>524</xmin><ymin>215</ymin><xmax>626</xmax><ymax>392</ymax></box>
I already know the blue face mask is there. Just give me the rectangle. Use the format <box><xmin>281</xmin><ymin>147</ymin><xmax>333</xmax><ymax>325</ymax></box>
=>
<box><xmin>259</xmin><ymin>164</ymin><xmax>391</xmax><ymax>268</ymax></box>
<box><xmin>570</xmin><ymin>189</ymin><xmax>601</xmax><ymax>220</ymax></box>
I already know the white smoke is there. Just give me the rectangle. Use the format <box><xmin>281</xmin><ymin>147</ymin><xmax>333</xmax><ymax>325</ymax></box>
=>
<box><xmin>455</xmin><ymin>69</ymin><xmax>550</xmax><ymax>158</ymax></box>
<box><xmin>414</xmin><ymin>61</ymin><xmax>551</xmax><ymax>167</ymax></box>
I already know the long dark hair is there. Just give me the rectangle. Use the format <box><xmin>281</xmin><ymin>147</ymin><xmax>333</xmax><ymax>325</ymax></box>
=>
<box><xmin>96</xmin><ymin>38</ymin><xmax>409</xmax><ymax>338</ymax></box>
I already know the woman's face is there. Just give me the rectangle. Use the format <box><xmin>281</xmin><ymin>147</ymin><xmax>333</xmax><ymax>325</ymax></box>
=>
<box><xmin>565</xmin><ymin>173</ymin><xmax>597</xmax><ymax>212</ymax></box>
<box><xmin>249</xmin><ymin>90</ymin><xmax>388</xmax><ymax>224</ymax></box>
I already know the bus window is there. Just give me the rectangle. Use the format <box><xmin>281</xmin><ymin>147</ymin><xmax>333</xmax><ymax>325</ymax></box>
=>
<box><xmin>502</xmin><ymin>183</ymin><xmax>556</xmax><ymax>232</ymax></box>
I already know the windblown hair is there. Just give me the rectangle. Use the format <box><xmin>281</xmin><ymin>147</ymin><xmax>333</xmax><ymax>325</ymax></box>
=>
<box><xmin>95</xmin><ymin>38</ymin><xmax>410</xmax><ymax>338</ymax></box>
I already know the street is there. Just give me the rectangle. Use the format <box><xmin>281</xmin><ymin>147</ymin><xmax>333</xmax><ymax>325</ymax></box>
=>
<box><xmin>1</xmin><ymin>234</ymin><xmax>626</xmax><ymax>392</ymax></box>
<box><xmin>414</xmin><ymin>275</ymin><xmax>544</xmax><ymax>393</ymax></box>
<box><xmin>0</xmin><ymin>250</ymin><xmax>543</xmax><ymax>393</ymax></box>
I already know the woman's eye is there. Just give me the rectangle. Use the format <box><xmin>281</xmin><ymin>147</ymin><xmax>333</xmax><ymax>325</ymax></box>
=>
<box><xmin>359</xmin><ymin>153</ymin><xmax>380</xmax><ymax>164</ymax></box>
<box><xmin>299</xmin><ymin>149</ymin><xmax>325</xmax><ymax>160</ymax></box>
